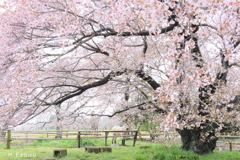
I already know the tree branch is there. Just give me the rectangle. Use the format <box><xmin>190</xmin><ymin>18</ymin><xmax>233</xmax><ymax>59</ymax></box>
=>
<box><xmin>135</xmin><ymin>70</ymin><xmax>161</xmax><ymax>90</ymax></box>
<box><xmin>53</xmin><ymin>71</ymin><xmax>123</xmax><ymax>105</ymax></box>
<box><xmin>88</xmin><ymin>100</ymin><xmax>166</xmax><ymax>117</ymax></box>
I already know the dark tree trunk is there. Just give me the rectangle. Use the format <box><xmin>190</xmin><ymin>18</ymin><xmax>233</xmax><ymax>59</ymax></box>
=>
<box><xmin>177</xmin><ymin>128</ymin><xmax>218</xmax><ymax>155</ymax></box>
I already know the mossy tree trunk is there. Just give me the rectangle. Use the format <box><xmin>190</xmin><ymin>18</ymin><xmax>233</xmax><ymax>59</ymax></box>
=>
<box><xmin>177</xmin><ymin>128</ymin><xmax>218</xmax><ymax>155</ymax></box>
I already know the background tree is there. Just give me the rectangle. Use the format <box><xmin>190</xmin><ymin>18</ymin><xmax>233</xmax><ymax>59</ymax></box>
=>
<box><xmin>0</xmin><ymin>0</ymin><xmax>239</xmax><ymax>154</ymax></box>
<box><xmin>89</xmin><ymin>111</ymin><xmax>100</xmax><ymax>131</ymax></box>
<box><xmin>124</xmin><ymin>92</ymin><xmax>161</xmax><ymax>140</ymax></box>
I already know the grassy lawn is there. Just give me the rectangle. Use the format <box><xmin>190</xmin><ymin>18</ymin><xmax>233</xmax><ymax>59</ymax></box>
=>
<box><xmin>0</xmin><ymin>139</ymin><xmax>239</xmax><ymax>160</ymax></box>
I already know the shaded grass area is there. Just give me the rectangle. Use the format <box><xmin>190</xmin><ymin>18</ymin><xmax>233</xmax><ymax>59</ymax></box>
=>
<box><xmin>0</xmin><ymin>139</ymin><xmax>240</xmax><ymax>160</ymax></box>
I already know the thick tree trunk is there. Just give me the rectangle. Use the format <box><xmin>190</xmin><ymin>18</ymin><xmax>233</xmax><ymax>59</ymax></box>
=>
<box><xmin>177</xmin><ymin>128</ymin><xmax>218</xmax><ymax>155</ymax></box>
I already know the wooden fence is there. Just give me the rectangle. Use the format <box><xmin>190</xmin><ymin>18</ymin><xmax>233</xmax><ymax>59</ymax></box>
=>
<box><xmin>0</xmin><ymin>130</ymin><xmax>139</xmax><ymax>149</ymax></box>
<box><xmin>217</xmin><ymin>135</ymin><xmax>240</xmax><ymax>151</ymax></box>
<box><xmin>1</xmin><ymin>130</ymin><xmax>239</xmax><ymax>151</ymax></box>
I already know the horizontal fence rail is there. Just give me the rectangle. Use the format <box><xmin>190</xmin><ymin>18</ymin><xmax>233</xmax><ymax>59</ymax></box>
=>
<box><xmin>218</xmin><ymin>135</ymin><xmax>240</xmax><ymax>151</ymax></box>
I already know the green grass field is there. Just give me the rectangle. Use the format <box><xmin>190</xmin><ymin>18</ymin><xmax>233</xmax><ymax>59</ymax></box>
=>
<box><xmin>0</xmin><ymin>138</ymin><xmax>239</xmax><ymax>160</ymax></box>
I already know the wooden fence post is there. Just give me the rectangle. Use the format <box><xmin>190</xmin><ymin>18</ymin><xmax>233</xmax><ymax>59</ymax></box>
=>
<box><xmin>105</xmin><ymin>132</ymin><xmax>109</xmax><ymax>146</ymax></box>
<box><xmin>132</xmin><ymin>130</ymin><xmax>138</xmax><ymax>147</ymax></box>
<box><xmin>227</xmin><ymin>139</ymin><xmax>232</xmax><ymax>151</ymax></box>
<box><xmin>77</xmin><ymin>131</ymin><xmax>81</xmax><ymax>148</ymax></box>
<box><xmin>6</xmin><ymin>130</ymin><xmax>11</xmax><ymax>149</ymax></box>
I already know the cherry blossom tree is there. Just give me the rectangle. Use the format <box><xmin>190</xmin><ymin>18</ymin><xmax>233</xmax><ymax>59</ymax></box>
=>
<box><xmin>0</xmin><ymin>0</ymin><xmax>239</xmax><ymax>154</ymax></box>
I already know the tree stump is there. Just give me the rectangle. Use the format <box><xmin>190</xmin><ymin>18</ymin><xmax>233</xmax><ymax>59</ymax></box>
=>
<box><xmin>85</xmin><ymin>147</ymin><xmax>101</xmax><ymax>153</ymax></box>
<box><xmin>100</xmin><ymin>147</ymin><xmax>112</xmax><ymax>152</ymax></box>
<box><xmin>53</xmin><ymin>149</ymin><xmax>67</xmax><ymax>157</ymax></box>
<box><xmin>140</xmin><ymin>146</ymin><xmax>152</xmax><ymax>149</ymax></box>
<box><xmin>177</xmin><ymin>155</ymin><xmax>199</xmax><ymax>159</ymax></box>
<box><xmin>85</xmin><ymin>147</ymin><xmax>112</xmax><ymax>153</ymax></box>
